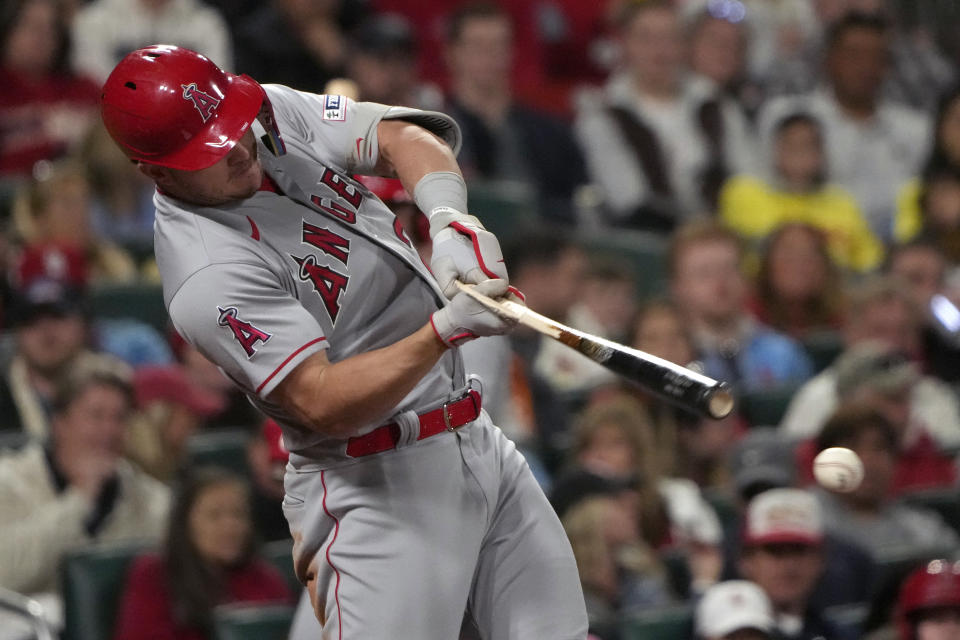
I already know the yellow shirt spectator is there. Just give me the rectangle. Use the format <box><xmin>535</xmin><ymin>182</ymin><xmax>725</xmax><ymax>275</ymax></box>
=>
<box><xmin>719</xmin><ymin>174</ymin><xmax>883</xmax><ymax>272</ymax></box>
<box><xmin>894</xmin><ymin>178</ymin><xmax>923</xmax><ymax>243</ymax></box>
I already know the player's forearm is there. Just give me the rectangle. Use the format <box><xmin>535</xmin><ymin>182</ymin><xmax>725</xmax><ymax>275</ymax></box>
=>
<box><xmin>376</xmin><ymin>120</ymin><xmax>461</xmax><ymax>195</ymax></box>
<box><xmin>273</xmin><ymin>324</ymin><xmax>449</xmax><ymax>438</ymax></box>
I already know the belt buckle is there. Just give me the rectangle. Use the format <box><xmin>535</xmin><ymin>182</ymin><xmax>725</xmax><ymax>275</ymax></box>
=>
<box><xmin>442</xmin><ymin>400</ymin><xmax>459</xmax><ymax>432</ymax></box>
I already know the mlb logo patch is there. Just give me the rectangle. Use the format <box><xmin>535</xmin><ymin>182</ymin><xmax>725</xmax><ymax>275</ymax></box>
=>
<box><xmin>323</xmin><ymin>95</ymin><xmax>346</xmax><ymax>121</ymax></box>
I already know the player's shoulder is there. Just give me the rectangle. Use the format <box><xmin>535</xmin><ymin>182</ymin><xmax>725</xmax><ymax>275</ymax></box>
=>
<box><xmin>153</xmin><ymin>194</ymin><xmax>269</xmax><ymax>304</ymax></box>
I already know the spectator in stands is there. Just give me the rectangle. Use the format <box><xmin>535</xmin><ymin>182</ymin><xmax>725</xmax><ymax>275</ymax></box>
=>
<box><xmin>720</xmin><ymin>111</ymin><xmax>882</xmax><ymax>273</ymax></box>
<box><xmin>550</xmin><ymin>395</ymin><xmax>724</xmax><ymax>595</ymax></box>
<box><xmin>0</xmin><ymin>244</ymin><xmax>90</xmax><ymax>439</ymax></box>
<box><xmin>0</xmin><ymin>355</ymin><xmax>169</xmax><ymax>627</ymax></box>
<box><xmin>886</xmin><ymin>240</ymin><xmax>960</xmax><ymax>383</ymax></box>
<box><xmin>813</xmin><ymin>403</ymin><xmax>960</xmax><ymax>559</ymax></box>
<box><xmin>0</xmin><ymin>0</ymin><xmax>100</xmax><ymax>179</ymax></box>
<box><xmin>13</xmin><ymin>160</ymin><xmax>137</xmax><ymax>283</ymax></box>
<box><xmin>625</xmin><ymin>298</ymin><xmax>700</xmax><ymax>479</ymax></box>
<box><xmin>738</xmin><ymin>488</ymin><xmax>857</xmax><ymax>640</ymax></box>
<box><xmin>169</xmin><ymin>333</ymin><xmax>262</xmax><ymax>431</ymax></box>
<box><xmin>234</xmin><ymin>0</ymin><xmax>356</xmax><ymax>94</ymax></box>
<box><xmin>72</xmin><ymin>0</ymin><xmax>233</xmax><ymax>83</ymax></box>
<box><xmin>339</xmin><ymin>13</ymin><xmax>442</xmax><ymax>111</ymax></box>
<box><xmin>533</xmin><ymin>258</ymin><xmax>637</xmax><ymax>395</ymax></box>
<box><xmin>895</xmin><ymin>86</ymin><xmax>960</xmax><ymax>259</ymax></box>
<box><xmin>748</xmin><ymin>223</ymin><xmax>845</xmax><ymax>339</ymax></box>
<box><xmin>562</xmin><ymin>494</ymin><xmax>675</xmax><ymax>634</ymax></box>
<box><xmin>502</xmin><ymin>231</ymin><xmax>588</xmax><ymax>456</ymax></box>
<box><xmin>780</xmin><ymin>277</ymin><xmax>960</xmax><ymax>449</ymax></box>
<box><xmin>574</xmin><ymin>0</ymin><xmax>753</xmax><ymax>231</ymax></box>
<box><xmin>758</xmin><ymin>13</ymin><xmax>930</xmax><ymax>241</ymax></box>
<box><xmin>797</xmin><ymin>344</ymin><xmax>957</xmax><ymax>494</ymax></box>
<box><xmin>125</xmin><ymin>365</ymin><xmax>225</xmax><ymax>483</ymax></box>
<box><xmin>247</xmin><ymin>419</ymin><xmax>291</xmax><ymax>542</ymax></box>
<box><xmin>695</xmin><ymin>580</ymin><xmax>776</xmax><ymax>640</ymax></box>
<box><xmin>114</xmin><ymin>466</ymin><xmax>291</xmax><ymax>640</ymax></box>
<box><xmin>894</xmin><ymin>560</ymin><xmax>960</xmax><ymax>640</ymax></box>
<box><xmin>79</xmin><ymin>123</ymin><xmax>157</xmax><ymax>251</ymax></box>
<box><xmin>684</xmin><ymin>4</ymin><xmax>757</xmax><ymax>207</ymax></box>
<box><xmin>442</xmin><ymin>2</ymin><xmax>587</xmax><ymax>225</ymax></box>
<box><xmin>725</xmin><ymin>430</ymin><xmax>875</xmax><ymax>609</ymax></box>
<box><xmin>669</xmin><ymin>221</ymin><xmax>814</xmax><ymax>392</ymax></box>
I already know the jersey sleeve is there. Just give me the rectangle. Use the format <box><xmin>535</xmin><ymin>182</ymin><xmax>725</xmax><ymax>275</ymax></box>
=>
<box><xmin>168</xmin><ymin>262</ymin><xmax>329</xmax><ymax>399</ymax></box>
<box><xmin>261</xmin><ymin>84</ymin><xmax>461</xmax><ymax>175</ymax></box>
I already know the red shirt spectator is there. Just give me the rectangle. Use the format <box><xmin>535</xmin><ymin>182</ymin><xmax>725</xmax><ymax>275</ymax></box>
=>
<box><xmin>113</xmin><ymin>554</ymin><xmax>291</xmax><ymax>640</ymax></box>
<box><xmin>0</xmin><ymin>0</ymin><xmax>100</xmax><ymax>178</ymax></box>
<box><xmin>796</xmin><ymin>432</ymin><xmax>956</xmax><ymax>496</ymax></box>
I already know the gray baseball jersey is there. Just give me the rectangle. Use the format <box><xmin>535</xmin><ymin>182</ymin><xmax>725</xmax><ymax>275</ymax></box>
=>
<box><xmin>154</xmin><ymin>85</ymin><xmax>586</xmax><ymax>638</ymax></box>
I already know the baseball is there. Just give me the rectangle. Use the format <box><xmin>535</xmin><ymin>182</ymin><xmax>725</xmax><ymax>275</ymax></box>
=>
<box><xmin>813</xmin><ymin>447</ymin><xmax>864</xmax><ymax>493</ymax></box>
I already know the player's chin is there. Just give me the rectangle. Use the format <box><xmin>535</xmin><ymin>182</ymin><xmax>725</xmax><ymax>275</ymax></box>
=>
<box><xmin>233</xmin><ymin>165</ymin><xmax>263</xmax><ymax>199</ymax></box>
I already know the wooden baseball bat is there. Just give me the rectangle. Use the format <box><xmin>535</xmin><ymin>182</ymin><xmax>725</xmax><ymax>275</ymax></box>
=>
<box><xmin>455</xmin><ymin>282</ymin><xmax>735</xmax><ymax>420</ymax></box>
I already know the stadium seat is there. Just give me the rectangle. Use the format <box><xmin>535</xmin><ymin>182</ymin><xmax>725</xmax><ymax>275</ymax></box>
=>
<box><xmin>802</xmin><ymin>330</ymin><xmax>844</xmax><ymax>373</ymax></box>
<box><xmin>89</xmin><ymin>283</ymin><xmax>168</xmax><ymax>332</ymax></box>
<box><xmin>213</xmin><ymin>604</ymin><xmax>294</xmax><ymax>640</ymax></box>
<box><xmin>738</xmin><ymin>383</ymin><xmax>802</xmax><ymax>428</ymax></box>
<box><xmin>619</xmin><ymin>604</ymin><xmax>694</xmax><ymax>640</ymax></box>
<box><xmin>580</xmin><ymin>229</ymin><xmax>669</xmax><ymax>299</ymax></box>
<box><xmin>898</xmin><ymin>488</ymin><xmax>960</xmax><ymax>537</ymax></box>
<box><xmin>61</xmin><ymin>541</ymin><xmax>152</xmax><ymax>640</ymax></box>
<box><xmin>186</xmin><ymin>428</ymin><xmax>251</xmax><ymax>477</ymax></box>
<box><xmin>261</xmin><ymin>539</ymin><xmax>300</xmax><ymax>596</ymax></box>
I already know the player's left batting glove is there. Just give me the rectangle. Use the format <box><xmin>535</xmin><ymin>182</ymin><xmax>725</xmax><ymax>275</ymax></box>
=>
<box><xmin>430</xmin><ymin>278</ymin><xmax>517</xmax><ymax>347</ymax></box>
<box><xmin>429</xmin><ymin>207</ymin><xmax>508</xmax><ymax>299</ymax></box>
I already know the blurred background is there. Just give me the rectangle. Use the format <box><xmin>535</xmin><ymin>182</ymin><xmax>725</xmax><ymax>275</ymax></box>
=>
<box><xmin>3</xmin><ymin>0</ymin><xmax>960</xmax><ymax>639</ymax></box>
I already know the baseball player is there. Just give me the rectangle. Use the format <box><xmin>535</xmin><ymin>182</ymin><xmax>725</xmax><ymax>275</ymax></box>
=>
<box><xmin>99</xmin><ymin>45</ymin><xmax>587</xmax><ymax>639</ymax></box>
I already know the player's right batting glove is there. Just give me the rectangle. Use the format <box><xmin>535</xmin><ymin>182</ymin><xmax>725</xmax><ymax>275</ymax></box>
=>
<box><xmin>430</xmin><ymin>278</ymin><xmax>517</xmax><ymax>347</ymax></box>
<box><xmin>429</xmin><ymin>208</ymin><xmax>508</xmax><ymax>299</ymax></box>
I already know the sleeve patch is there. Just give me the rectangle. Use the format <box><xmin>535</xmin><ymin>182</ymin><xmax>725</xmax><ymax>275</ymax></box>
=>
<box><xmin>217</xmin><ymin>306</ymin><xmax>271</xmax><ymax>358</ymax></box>
<box><xmin>323</xmin><ymin>95</ymin><xmax>347</xmax><ymax>121</ymax></box>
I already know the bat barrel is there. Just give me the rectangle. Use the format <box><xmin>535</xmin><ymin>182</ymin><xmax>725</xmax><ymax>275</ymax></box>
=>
<box><xmin>580</xmin><ymin>337</ymin><xmax>736</xmax><ymax>419</ymax></box>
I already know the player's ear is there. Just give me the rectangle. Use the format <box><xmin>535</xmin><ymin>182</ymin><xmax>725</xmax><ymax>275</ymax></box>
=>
<box><xmin>137</xmin><ymin>161</ymin><xmax>170</xmax><ymax>185</ymax></box>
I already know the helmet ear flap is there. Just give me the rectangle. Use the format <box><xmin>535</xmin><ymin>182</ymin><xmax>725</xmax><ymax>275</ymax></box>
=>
<box><xmin>254</xmin><ymin>93</ymin><xmax>286</xmax><ymax>158</ymax></box>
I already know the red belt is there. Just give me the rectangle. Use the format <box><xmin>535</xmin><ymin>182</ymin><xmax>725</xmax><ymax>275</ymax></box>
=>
<box><xmin>345</xmin><ymin>390</ymin><xmax>481</xmax><ymax>458</ymax></box>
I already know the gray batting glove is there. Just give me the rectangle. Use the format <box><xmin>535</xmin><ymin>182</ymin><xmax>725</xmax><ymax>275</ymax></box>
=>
<box><xmin>429</xmin><ymin>209</ymin><xmax>509</xmax><ymax>299</ymax></box>
<box><xmin>430</xmin><ymin>279</ymin><xmax>517</xmax><ymax>347</ymax></box>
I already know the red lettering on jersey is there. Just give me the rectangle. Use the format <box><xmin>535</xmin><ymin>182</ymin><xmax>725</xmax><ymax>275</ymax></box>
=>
<box><xmin>310</xmin><ymin>196</ymin><xmax>357</xmax><ymax>224</ymax></box>
<box><xmin>292</xmin><ymin>254</ymin><xmax>349</xmax><ymax>323</ymax></box>
<box><xmin>393</xmin><ymin>217</ymin><xmax>411</xmax><ymax>247</ymax></box>
<box><xmin>302</xmin><ymin>221</ymin><xmax>350</xmax><ymax>263</ymax></box>
<box><xmin>181</xmin><ymin>83</ymin><xmax>221</xmax><ymax>123</ymax></box>
<box><xmin>217</xmin><ymin>306</ymin><xmax>271</xmax><ymax>357</ymax></box>
<box><xmin>320</xmin><ymin>168</ymin><xmax>364</xmax><ymax>209</ymax></box>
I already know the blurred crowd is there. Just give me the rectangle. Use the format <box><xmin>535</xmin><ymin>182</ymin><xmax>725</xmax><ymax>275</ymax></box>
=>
<box><xmin>3</xmin><ymin>0</ymin><xmax>960</xmax><ymax>639</ymax></box>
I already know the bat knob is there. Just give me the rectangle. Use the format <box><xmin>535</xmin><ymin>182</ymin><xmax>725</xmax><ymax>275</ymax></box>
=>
<box><xmin>706</xmin><ymin>384</ymin><xmax>736</xmax><ymax>419</ymax></box>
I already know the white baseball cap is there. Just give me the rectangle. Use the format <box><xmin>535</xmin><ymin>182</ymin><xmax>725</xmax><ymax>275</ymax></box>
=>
<box><xmin>744</xmin><ymin>488</ymin><xmax>824</xmax><ymax>546</ymax></box>
<box><xmin>695</xmin><ymin>580</ymin><xmax>775</xmax><ymax>638</ymax></box>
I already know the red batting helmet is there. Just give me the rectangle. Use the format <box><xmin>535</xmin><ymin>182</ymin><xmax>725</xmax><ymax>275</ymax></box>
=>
<box><xmin>100</xmin><ymin>45</ymin><xmax>266</xmax><ymax>171</ymax></box>
<box><xmin>897</xmin><ymin>559</ymin><xmax>960</xmax><ymax>640</ymax></box>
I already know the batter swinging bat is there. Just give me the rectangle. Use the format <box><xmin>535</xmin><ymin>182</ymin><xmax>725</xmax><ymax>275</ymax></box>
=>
<box><xmin>455</xmin><ymin>282</ymin><xmax>735</xmax><ymax>420</ymax></box>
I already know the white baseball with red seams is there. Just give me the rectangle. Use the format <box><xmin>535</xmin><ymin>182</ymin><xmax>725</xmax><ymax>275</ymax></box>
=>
<box><xmin>813</xmin><ymin>447</ymin><xmax>865</xmax><ymax>493</ymax></box>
